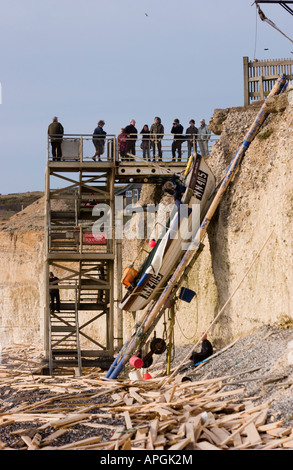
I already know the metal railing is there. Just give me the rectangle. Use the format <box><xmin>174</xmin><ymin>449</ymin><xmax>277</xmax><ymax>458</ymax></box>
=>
<box><xmin>47</xmin><ymin>133</ymin><xmax>218</xmax><ymax>164</ymax></box>
<box><xmin>48</xmin><ymin>224</ymin><xmax>113</xmax><ymax>254</ymax></box>
<box><xmin>47</xmin><ymin>134</ymin><xmax>116</xmax><ymax>163</ymax></box>
<box><xmin>118</xmin><ymin>133</ymin><xmax>217</xmax><ymax>162</ymax></box>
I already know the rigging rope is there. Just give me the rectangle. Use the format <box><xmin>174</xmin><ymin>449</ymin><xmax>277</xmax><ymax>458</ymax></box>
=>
<box><xmin>160</xmin><ymin>228</ymin><xmax>276</xmax><ymax>385</ymax></box>
<box><xmin>255</xmin><ymin>2</ymin><xmax>293</xmax><ymax>44</ymax></box>
<box><xmin>254</xmin><ymin>2</ymin><xmax>259</xmax><ymax>59</ymax></box>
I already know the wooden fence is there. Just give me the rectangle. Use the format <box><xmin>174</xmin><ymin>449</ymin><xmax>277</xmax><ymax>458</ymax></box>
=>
<box><xmin>243</xmin><ymin>56</ymin><xmax>293</xmax><ymax>105</ymax></box>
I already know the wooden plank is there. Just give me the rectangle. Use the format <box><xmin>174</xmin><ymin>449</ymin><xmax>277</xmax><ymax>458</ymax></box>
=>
<box><xmin>57</xmin><ymin>436</ymin><xmax>103</xmax><ymax>450</ymax></box>
<box><xmin>122</xmin><ymin>438</ymin><xmax>132</xmax><ymax>450</ymax></box>
<box><xmin>123</xmin><ymin>411</ymin><xmax>133</xmax><ymax>430</ymax></box>
<box><xmin>267</xmin><ymin>427</ymin><xmax>292</xmax><ymax>437</ymax></box>
<box><xmin>168</xmin><ymin>437</ymin><xmax>191</xmax><ymax>450</ymax></box>
<box><xmin>49</xmin><ymin>413</ymin><xmax>89</xmax><ymax>429</ymax></box>
<box><xmin>245</xmin><ymin>422</ymin><xmax>262</xmax><ymax>445</ymax></box>
<box><xmin>110</xmin><ymin>426</ymin><xmax>125</xmax><ymax>441</ymax></box>
<box><xmin>220</xmin><ymin>412</ymin><xmax>263</xmax><ymax>446</ymax></box>
<box><xmin>210</xmin><ymin>426</ymin><xmax>231</xmax><ymax>442</ymax></box>
<box><xmin>258</xmin><ymin>420</ymin><xmax>285</xmax><ymax>432</ymax></box>
<box><xmin>282</xmin><ymin>438</ymin><xmax>293</xmax><ymax>449</ymax></box>
<box><xmin>42</xmin><ymin>428</ymin><xmax>68</xmax><ymax>444</ymax></box>
<box><xmin>233</xmin><ymin>432</ymin><xmax>242</xmax><ymax>447</ymax></box>
<box><xmin>261</xmin><ymin>434</ymin><xmax>293</xmax><ymax>450</ymax></box>
<box><xmin>194</xmin><ymin>441</ymin><xmax>221</xmax><ymax>450</ymax></box>
<box><xmin>0</xmin><ymin>440</ymin><xmax>6</xmax><ymax>450</ymax></box>
<box><xmin>154</xmin><ymin>434</ymin><xmax>167</xmax><ymax>447</ymax></box>
<box><xmin>148</xmin><ymin>419</ymin><xmax>159</xmax><ymax>443</ymax></box>
<box><xmin>185</xmin><ymin>423</ymin><xmax>195</xmax><ymax>448</ymax></box>
<box><xmin>0</xmin><ymin>419</ymin><xmax>15</xmax><ymax>427</ymax></box>
<box><xmin>129</xmin><ymin>388</ymin><xmax>146</xmax><ymax>404</ymax></box>
<box><xmin>202</xmin><ymin>428</ymin><xmax>223</xmax><ymax>446</ymax></box>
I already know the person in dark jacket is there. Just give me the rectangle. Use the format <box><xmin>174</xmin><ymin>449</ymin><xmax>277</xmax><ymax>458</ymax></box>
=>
<box><xmin>163</xmin><ymin>174</ymin><xmax>186</xmax><ymax>213</ymax></box>
<box><xmin>150</xmin><ymin>117</ymin><xmax>164</xmax><ymax>161</ymax></box>
<box><xmin>92</xmin><ymin>120</ymin><xmax>106</xmax><ymax>161</ymax></box>
<box><xmin>190</xmin><ymin>333</ymin><xmax>213</xmax><ymax>366</ymax></box>
<box><xmin>49</xmin><ymin>271</ymin><xmax>60</xmax><ymax>312</ymax></box>
<box><xmin>140</xmin><ymin>124</ymin><xmax>150</xmax><ymax>161</ymax></box>
<box><xmin>186</xmin><ymin>119</ymin><xmax>198</xmax><ymax>157</ymax></box>
<box><xmin>124</xmin><ymin>119</ymin><xmax>138</xmax><ymax>159</ymax></box>
<box><xmin>171</xmin><ymin>119</ymin><xmax>184</xmax><ymax>161</ymax></box>
<box><xmin>48</xmin><ymin>116</ymin><xmax>64</xmax><ymax>161</ymax></box>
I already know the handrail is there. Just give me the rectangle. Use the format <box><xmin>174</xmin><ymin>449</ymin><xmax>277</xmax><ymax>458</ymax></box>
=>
<box><xmin>47</xmin><ymin>133</ymin><xmax>218</xmax><ymax>164</ymax></box>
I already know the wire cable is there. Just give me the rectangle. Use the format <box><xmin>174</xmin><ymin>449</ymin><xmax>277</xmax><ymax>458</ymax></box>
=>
<box><xmin>256</xmin><ymin>3</ymin><xmax>293</xmax><ymax>44</ymax></box>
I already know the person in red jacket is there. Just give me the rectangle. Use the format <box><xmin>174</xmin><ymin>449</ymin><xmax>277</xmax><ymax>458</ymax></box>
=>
<box><xmin>118</xmin><ymin>128</ymin><xmax>128</xmax><ymax>161</ymax></box>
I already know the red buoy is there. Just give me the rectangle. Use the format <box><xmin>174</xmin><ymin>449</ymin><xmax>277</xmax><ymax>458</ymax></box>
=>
<box><xmin>149</xmin><ymin>239</ymin><xmax>156</xmax><ymax>248</ymax></box>
<box><xmin>129</xmin><ymin>356</ymin><xmax>143</xmax><ymax>369</ymax></box>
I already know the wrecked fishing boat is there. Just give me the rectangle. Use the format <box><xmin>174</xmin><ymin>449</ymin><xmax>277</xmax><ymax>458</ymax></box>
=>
<box><xmin>119</xmin><ymin>153</ymin><xmax>216</xmax><ymax>312</ymax></box>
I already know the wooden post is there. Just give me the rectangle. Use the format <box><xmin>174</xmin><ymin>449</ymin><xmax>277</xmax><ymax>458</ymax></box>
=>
<box><xmin>243</xmin><ymin>56</ymin><xmax>249</xmax><ymax>106</ymax></box>
<box><xmin>166</xmin><ymin>302</ymin><xmax>175</xmax><ymax>375</ymax></box>
<box><xmin>116</xmin><ymin>237</ymin><xmax>123</xmax><ymax>350</ymax></box>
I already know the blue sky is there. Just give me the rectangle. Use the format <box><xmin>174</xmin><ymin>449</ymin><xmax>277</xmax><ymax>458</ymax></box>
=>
<box><xmin>0</xmin><ymin>0</ymin><xmax>292</xmax><ymax>194</ymax></box>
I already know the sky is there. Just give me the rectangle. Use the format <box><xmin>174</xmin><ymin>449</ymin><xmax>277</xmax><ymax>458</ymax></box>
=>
<box><xmin>0</xmin><ymin>0</ymin><xmax>292</xmax><ymax>194</ymax></box>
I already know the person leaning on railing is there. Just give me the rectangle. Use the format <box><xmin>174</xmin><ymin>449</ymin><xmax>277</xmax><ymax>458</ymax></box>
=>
<box><xmin>150</xmin><ymin>116</ymin><xmax>164</xmax><ymax>162</ymax></box>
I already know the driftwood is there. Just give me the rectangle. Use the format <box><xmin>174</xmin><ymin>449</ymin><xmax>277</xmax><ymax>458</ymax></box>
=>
<box><xmin>1</xmin><ymin>344</ymin><xmax>293</xmax><ymax>450</ymax></box>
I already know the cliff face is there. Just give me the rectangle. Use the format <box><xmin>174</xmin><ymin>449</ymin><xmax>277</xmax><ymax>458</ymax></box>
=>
<box><xmin>0</xmin><ymin>199</ymin><xmax>44</xmax><ymax>347</ymax></box>
<box><xmin>0</xmin><ymin>88</ymin><xmax>292</xmax><ymax>349</ymax></box>
<box><xmin>122</xmin><ymin>89</ymin><xmax>293</xmax><ymax>348</ymax></box>
<box><xmin>193</xmin><ymin>88</ymin><xmax>293</xmax><ymax>346</ymax></box>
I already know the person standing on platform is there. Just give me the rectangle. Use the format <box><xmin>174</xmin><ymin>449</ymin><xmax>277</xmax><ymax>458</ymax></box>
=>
<box><xmin>171</xmin><ymin>119</ymin><xmax>184</xmax><ymax>162</ymax></box>
<box><xmin>140</xmin><ymin>124</ymin><xmax>151</xmax><ymax>161</ymax></box>
<box><xmin>186</xmin><ymin>119</ymin><xmax>198</xmax><ymax>157</ymax></box>
<box><xmin>150</xmin><ymin>116</ymin><xmax>164</xmax><ymax>161</ymax></box>
<box><xmin>48</xmin><ymin>116</ymin><xmax>64</xmax><ymax>161</ymax></box>
<box><xmin>124</xmin><ymin>119</ymin><xmax>138</xmax><ymax>160</ymax></box>
<box><xmin>92</xmin><ymin>120</ymin><xmax>106</xmax><ymax>161</ymax></box>
<box><xmin>198</xmin><ymin>118</ymin><xmax>211</xmax><ymax>157</ymax></box>
<box><xmin>118</xmin><ymin>128</ymin><xmax>128</xmax><ymax>161</ymax></box>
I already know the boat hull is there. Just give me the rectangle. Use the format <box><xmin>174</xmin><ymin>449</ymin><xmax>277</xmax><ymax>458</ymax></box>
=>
<box><xmin>119</xmin><ymin>155</ymin><xmax>216</xmax><ymax>312</ymax></box>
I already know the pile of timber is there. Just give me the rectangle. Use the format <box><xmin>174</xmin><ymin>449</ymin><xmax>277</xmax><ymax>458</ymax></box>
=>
<box><xmin>1</xmin><ymin>347</ymin><xmax>293</xmax><ymax>450</ymax></box>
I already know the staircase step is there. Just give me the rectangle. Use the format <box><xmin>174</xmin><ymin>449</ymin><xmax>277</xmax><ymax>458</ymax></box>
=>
<box><xmin>52</xmin><ymin>349</ymin><xmax>79</xmax><ymax>356</ymax></box>
<box><xmin>51</xmin><ymin>326</ymin><xmax>76</xmax><ymax>332</ymax></box>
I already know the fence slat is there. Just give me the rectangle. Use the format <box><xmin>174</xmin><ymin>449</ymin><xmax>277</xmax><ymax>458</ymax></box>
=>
<box><xmin>243</xmin><ymin>56</ymin><xmax>293</xmax><ymax>105</ymax></box>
